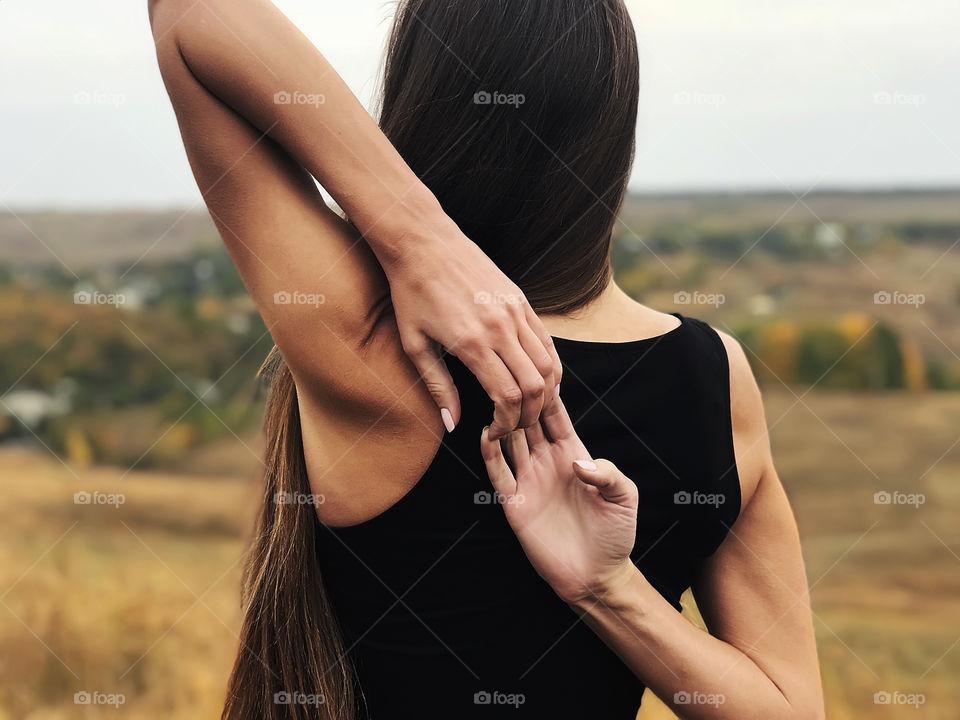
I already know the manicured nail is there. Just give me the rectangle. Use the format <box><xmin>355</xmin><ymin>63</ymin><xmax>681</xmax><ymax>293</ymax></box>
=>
<box><xmin>574</xmin><ymin>459</ymin><xmax>597</xmax><ymax>471</ymax></box>
<box><xmin>554</xmin><ymin>384</ymin><xmax>561</xmax><ymax>398</ymax></box>
<box><xmin>441</xmin><ymin>408</ymin><xmax>456</xmax><ymax>433</ymax></box>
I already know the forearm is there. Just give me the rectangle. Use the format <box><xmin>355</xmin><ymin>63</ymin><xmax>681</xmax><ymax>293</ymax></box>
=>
<box><xmin>573</xmin><ymin>568</ymin><xmax>807</xmax><ymax>720</ymax></box>
<box><xmin>148</xmin><ymin>0</ymin><xmax>451</xmax><ymax>265</ymax></box>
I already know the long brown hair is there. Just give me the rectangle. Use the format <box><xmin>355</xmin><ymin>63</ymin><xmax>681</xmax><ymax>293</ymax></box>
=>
<box><xmin>223</xmin><ymin>2</ymin><xmax>639</xmax><ymax>718</ymax></box>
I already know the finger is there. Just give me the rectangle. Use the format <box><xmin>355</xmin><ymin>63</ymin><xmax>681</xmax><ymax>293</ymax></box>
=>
<box><xmin>480</xmin><ymin>426</ymin><xmax>517</xmax><ymax>496</ymax></box>
<box><xmin>497</xmin><ymin>341</ymin><xmax>546</xmax><ymax>429</ymax></box>
<box><xmin>523</xmin><ymin>417</ymin><xmax>548</xmax><ymax>454</ymax></box>
<box><xmin>502</xmin><ymin>429</ymin><xmax>532</xmax><ymax>476</ymax></box>
<box><xmin>406</xmin><ymin>343</ymin><xmax>461</xmax><ymax>432</ymax></box>
<box><xmin>572</xmin><ymin>458</ymin><xmax>638</xmax><ymax>506</ymax></box>
<box><xmin>525</xmin><ymin>304</ymin><xmax>562</xmax><ymax>397</ymax></box>
<box><xmin>469</xmin><ymin>350</ymin><xmax>523</xmax><ymax>440</ymax></box>
<box><xmin>518</xmin><ymin>323</ymin><xmax>555</xmax><ymax>404</ymax></box>
<box><xmin>540</xmin><ymin>393</ymin><xmax>577</xmax><ymax>443</ymax></box>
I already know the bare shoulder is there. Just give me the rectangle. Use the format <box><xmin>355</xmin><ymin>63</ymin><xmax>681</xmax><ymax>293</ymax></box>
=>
<box><xmin>714</xmin><ymin>329</ymin><xmax>769</xmax><ymax>510</ymax></box>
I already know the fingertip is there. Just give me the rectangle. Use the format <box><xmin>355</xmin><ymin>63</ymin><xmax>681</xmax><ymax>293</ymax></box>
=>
<box><xmin>440</xmin><ymin>407</ymin><xmax>456</xmax><ymax>433</ymax></box>
<box><xmin>480</xmin><ymin>425</ymin><xmax>494</xmax><ymax>443</ymax></box>
<box><xmin>573</xmin><ymin>459</ymin><xmax>597</xmax><ymax>472</ymax></box>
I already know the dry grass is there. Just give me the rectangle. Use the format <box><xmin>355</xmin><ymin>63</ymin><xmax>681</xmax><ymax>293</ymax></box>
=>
<box><xmin>1</xmin><ymin>391</ymin><xmax>959</xmax><ymax>718</ymax></box>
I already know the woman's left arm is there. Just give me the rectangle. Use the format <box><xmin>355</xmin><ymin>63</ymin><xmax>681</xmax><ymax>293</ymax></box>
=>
<box><xmin>481</xmin><ymin>336</ymin><xmax>824</xmax><ymax>720</ymax></box>
<box><xmin>570</xmin><ymin>469</ymin><xmax>823</xmax><ymax>720</ymax></box>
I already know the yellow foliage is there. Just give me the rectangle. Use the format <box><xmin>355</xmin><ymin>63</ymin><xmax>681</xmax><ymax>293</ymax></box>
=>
<box><xmin>836</xmin><ymin>312</ymin><xmax>872</xmax><ymax>343</ymax></box>
<box><xmin>64</xmin><ymin>426</ymin><xmax>95</xmax><ymax>468</ymax></box>
<box><xmin>901</xmin><ymin>339</ymin><xmax>927</xmax><ymax>392</ymax></box>
<box><xmin>196</xmin><ymin>295</ymin><xmax>224</xmax><ymax>320</ymax></box>
<box><xmin>153</xmin><ymin>423</ymin><xmax>199</xmax><ymax>460</ymax></box>
<box><xmin>757</xmin><ymin>320</ymin><xmax>799</xmax><ymax>383</ymax></box>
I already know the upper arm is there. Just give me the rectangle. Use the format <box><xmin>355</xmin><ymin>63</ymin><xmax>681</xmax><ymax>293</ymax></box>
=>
<box><xmin>148</xmin><ymin>1</ymin><xmax>427</xmax><ymax>416</ymax></box>
<box><xmin>692</xmin><ymin>332</ymin><xmax>824</xmax><ymax>716</ymax></box>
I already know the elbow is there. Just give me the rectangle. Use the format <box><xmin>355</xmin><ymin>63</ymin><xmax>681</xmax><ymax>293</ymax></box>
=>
<box><xmin>146</xmin><ymin>0</ymin><xmax>163</xmax><ymax>25</ymax></box>
<box><xmin>147</xmin><ymin>0</ymin><xmax>190</xmax><ymax>33</ymax></box>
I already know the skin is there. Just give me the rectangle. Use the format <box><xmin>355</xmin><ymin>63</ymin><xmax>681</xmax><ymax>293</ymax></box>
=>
<box><xmin>481</xmin><ymin>327</ymin><xmax>825</xmax><ymax>720</ymax></box>
<box><xmin>148</xmin><ymin>1</ymin><xmax>824</xmax><ymax>717</ymax></box>
<box><xmin>147</xmin><ymin>0</ymin><xmax>560</xmax><ymax>442</ymax></box>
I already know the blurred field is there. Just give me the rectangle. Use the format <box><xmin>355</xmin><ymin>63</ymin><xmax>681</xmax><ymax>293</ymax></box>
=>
<box><xmin>2</xmin><ymin>191</ymin><xmax>958</xmax><ymax>717</ymax></box>
<box><xmin>1</xmin><ymin>390</ymin><xmax>958</xmax><ymax>719</ymax></box>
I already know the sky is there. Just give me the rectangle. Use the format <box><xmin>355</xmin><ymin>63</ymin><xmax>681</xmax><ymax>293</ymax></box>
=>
<box><xmin>1</xmin><ymin>0</ymin><xmax>958</xmax><ymax>209</ymax></box>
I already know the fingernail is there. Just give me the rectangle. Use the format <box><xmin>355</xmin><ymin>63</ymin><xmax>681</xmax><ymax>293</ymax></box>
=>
<box><xmin>441</xmin><ymin>408</ymin><xmax>456</xmax><ymax>433</ymax></box>
<box><xmin>554</xmin><ymin>384</ymin><xmax>561</xmax><ymax>398</ymax></box>
<box><xmin>574</xmin><ymin>459</ymin><xmax>597</xmax><ymax>471</ymax></box>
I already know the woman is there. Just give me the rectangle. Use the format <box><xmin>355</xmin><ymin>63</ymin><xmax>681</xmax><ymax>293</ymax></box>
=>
<box><xmin>147</xmin><ymin>0</ymin><xmax>824</xmax><ymax>718</ymax></box>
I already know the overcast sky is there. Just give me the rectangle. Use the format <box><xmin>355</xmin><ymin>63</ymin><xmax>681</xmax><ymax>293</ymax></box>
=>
<box><xmin>1</xmin><ymin>0</ymin><xmax>957</xmax><ymax>209</ymax></box>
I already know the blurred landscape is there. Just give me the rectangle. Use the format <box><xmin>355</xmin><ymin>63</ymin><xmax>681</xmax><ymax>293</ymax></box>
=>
<box><xmin>1</xmin><ymin>190</ymin><xmax>958</xmax><ymax>718</ymax></box>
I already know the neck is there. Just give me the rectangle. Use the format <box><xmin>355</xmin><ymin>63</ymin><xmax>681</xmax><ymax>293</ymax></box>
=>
<box><xmin>538</xmin><ymin>279</ymin><xmax>680</xmax><ymax>343</ymax></box>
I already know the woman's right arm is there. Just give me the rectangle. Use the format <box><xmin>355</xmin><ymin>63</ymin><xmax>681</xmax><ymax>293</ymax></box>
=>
<box><xmin>147</xmin><ymin>0</ymin><xmax>559</xmax><ymax>435</ymax></box>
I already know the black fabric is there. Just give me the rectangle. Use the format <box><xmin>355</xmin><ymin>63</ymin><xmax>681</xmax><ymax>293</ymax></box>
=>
<box><xmin>316</xmin><ymin>314</ymin><xmax>741</xmax><ymax>719</ymax></box>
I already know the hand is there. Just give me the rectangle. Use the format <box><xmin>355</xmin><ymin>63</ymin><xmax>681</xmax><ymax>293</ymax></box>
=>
<box><xmin>384</xmin><ymin>224</ymin><xmax>562</xmax><ymax>438</ymax></box>
<box><xmin>480</xmin><ymin>396</ymin><xmax>640</xmax><ymax>604</ymax></box>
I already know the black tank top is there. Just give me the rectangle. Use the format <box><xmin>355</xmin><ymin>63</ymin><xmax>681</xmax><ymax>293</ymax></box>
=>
<box><xmin>316</xmin><ymin>314</ymin><xmax>741</xmax><ymax>719</ymax></box>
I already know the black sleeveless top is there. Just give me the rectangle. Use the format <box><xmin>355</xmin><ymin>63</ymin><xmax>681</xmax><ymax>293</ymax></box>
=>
<box><xmin>316</xmin><ymin>314</ymin><xmax>741</xmax><ymax>719</ymax></box>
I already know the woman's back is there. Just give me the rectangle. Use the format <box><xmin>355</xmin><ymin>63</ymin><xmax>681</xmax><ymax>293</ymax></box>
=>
<box><xmin>316</xmin><ymin>312</ymin><xmax>741</xmax><ymax>718</ymax></box>
<box><xmin>148</xmin><ymin>2</ymin><xmax>823</xmax><ymax>716</ymax></box>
